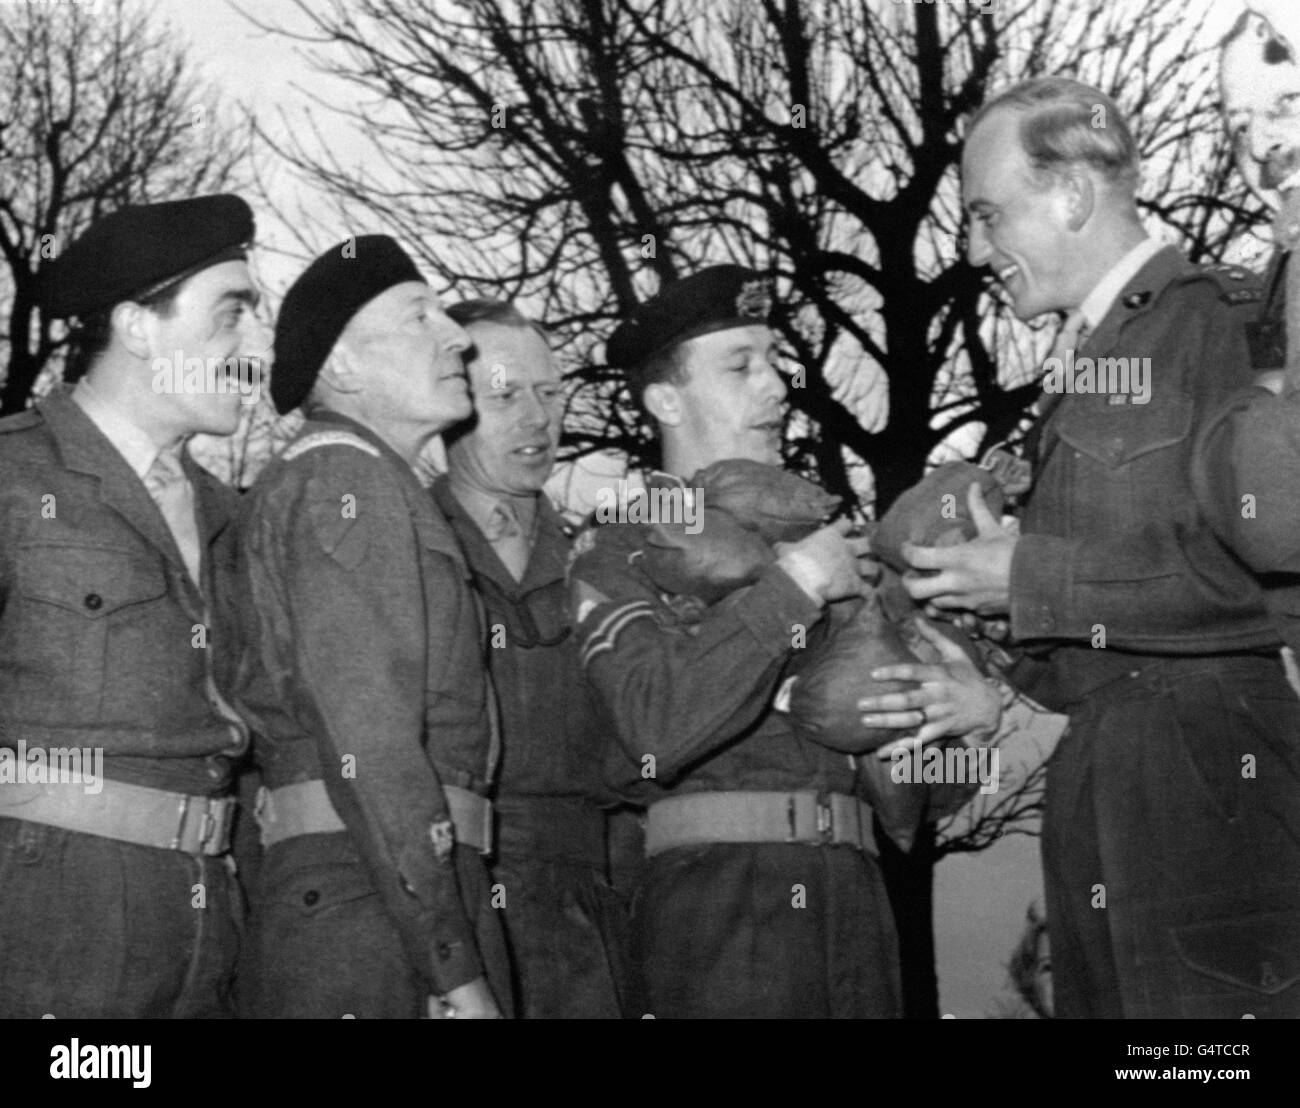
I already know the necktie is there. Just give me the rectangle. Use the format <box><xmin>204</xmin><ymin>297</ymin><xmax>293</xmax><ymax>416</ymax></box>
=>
<box><xmin>144</xmin><ymin>444</ymin><xmax>203</xmax><ymax>585</ymax></box>
<box><xmin>484</xmin><ymin>499</ymin><xmax>532</xmax><ymax>582</ymax></box>
<box><xmin>144</xmin><ymin>444</ymin><xmax>248</xmax><ymax>751</ymax></box>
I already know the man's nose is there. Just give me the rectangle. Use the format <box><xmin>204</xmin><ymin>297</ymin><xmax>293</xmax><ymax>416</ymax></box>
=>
<box><xmin>1250</xmin><ymin>116</ymin><xmax>1285</xmax><ymax>165</ymax></box>
<box><xmin>967</xmin><ymin>221</ymin><xmax>993</xmax><ymax>268</ymax></box>
<box><xmin>438</xmin><ymin>314</ymin><xmax>471</xmax><ymax>354</ymax></box>
<box><xmin>517</xmin><ymin>387</ymin><xmax>552</xmax><ymax>430</ymax></box>
<box><xmin>762</xmin><ymin>360</ymin><xmax>788</xmax><ymax>406</ymax></box>
<box><xmin>245</xmin><ymin>316</ymin><xmax>273</xmax><ymax>358</ymax></box>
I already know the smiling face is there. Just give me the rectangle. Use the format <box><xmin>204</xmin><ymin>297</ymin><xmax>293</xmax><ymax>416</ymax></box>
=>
<box><xmin>446</xmin><ymin>321</ymin><xmax>563</xmax><ymax>496</ymax></box>
<box><xmin>138</xmin><ymin>259</ymin><xmax>268</xmax><ymax>437</ymax></box>
<box><xmin>332</xmin><ymin>280</ymin><xmax>473</xmax><ymax>434</ymax></box>
<box><xmin>962</xmin><ymin>108</ymin><xmax>1080</xmax><ymax>321</ymax></box>
<box><xmin>1222</xmin><ymin>13</ymin><xmax>1300</xmax><ymax>208</ymax></box>
<box><xmin>655</xmin><ymin>324</ymin><xmax>787</xmax><ymax>467</ymax></box>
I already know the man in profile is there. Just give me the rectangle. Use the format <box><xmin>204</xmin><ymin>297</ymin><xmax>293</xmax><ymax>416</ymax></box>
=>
<box><xmin>0</xmin><ymin>195</ymin><xmax>264</xmax><ymax>1017</ymax></box>
<box><xmin>234</xmin><ymin>236</ymin><xmax>509</xmax><ymax>1018</ymax></box>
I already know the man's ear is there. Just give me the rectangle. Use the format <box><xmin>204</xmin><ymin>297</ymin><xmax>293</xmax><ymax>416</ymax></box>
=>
<box><xmin>315</xmin><ymin>343</ymin><xmax>365</xmax><ymax>396</ymax></box>
<box><xmin>1057</xmin><ymin>166</ymin><xmax>1096</xmax><ymax>233</ymax></box>
<box><xmin>110</xmin><ymin>301</ymin><xmax>153</xmax><ymax>361</ymax></box>
<box><xmin>643</xmin><ymin>381</ymin><xmax>683</xmax><ymax>428</ymax></box>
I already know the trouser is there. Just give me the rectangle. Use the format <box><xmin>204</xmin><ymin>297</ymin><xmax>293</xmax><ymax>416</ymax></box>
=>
<box><xmin>490</xmin><ymin>853</ymin><xmax>627</xmax><ymax>1019</ymax></box>
<box><xmin>490</xmin><ymin>796</ymin><xmax>627</xmax><ymax>1019</ymax></box>
<box><xmin>0</xmin><ymin>816</ymin><xmax>241</xmax><ymax>1018</ymax></box>
<box><xmin>1042</xmin><ymin>654</ymin><xmax>1300</xmax><ymax>1018</ymax></box>
<box><xmin>630</xmin><ymin>841</ymin><xmax>901</xmax><ymax>1018</ymax></box>
<box><xmin>245</xmin><ymin>832</ymin><xmax>512</xmax><ymax>1018</ymax></box>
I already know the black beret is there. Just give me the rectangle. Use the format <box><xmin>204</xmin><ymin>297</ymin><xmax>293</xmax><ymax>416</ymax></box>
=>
<box><xmin>605</xmin><ymin>264</ymin><xmax>773</xmax><ymax>371</ymax></box>
<box><xmin>270</xmin><ymin>234</ymin><xmax>426</xmax><ymax>415</ymax></box>
<box><xmin>42</xmin><ymin>194</ymin><xmax>254</xmax><ymax>319</ymax></box>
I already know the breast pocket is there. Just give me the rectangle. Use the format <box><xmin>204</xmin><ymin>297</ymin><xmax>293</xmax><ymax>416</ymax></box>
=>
<box><xmin>5</xmin><ymin>543</ymin><xmax>168</xmax><ymax>723</ymax></box>
<box><xmin>1054</xmin><ymin>391</ymin><xmax>1194</xmax><ymax>527</ymax></box>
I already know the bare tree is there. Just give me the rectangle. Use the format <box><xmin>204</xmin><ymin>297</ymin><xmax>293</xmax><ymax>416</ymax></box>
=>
<box><xmin>250</xmin><ymin>0</ymin><xmax>1262</xmax><ymax>509</ymax></box>
<box><xmin>246</xmin><ymin>0</ymin><xmax>1266</xmax><ymax>1016</ymax></box>
<box><xmin>0</xmin><ymin>0</ymin><xmax>249</xmax><ymax>414</ymax></box>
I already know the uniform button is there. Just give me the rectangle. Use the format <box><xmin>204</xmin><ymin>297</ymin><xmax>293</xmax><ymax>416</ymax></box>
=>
<box><xmin>436</xmin><ymin>942</ymin><xmax>452</xmax><ymax>961</ymax></box>
<box><xmin>303</xmin><ymin>890</ymin><xmax>320</xmax><ymax>907</ymax></box>
<box><xmin>84</xmin><ymin>593</ymin><xmax>103</xmax><ymax>611</ymax></box>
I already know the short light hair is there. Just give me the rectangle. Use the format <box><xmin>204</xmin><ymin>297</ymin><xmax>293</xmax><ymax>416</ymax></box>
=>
<box><xmin>969</xmin><ymin>77</ymin><xmax>1140</xmax><ymax>190</ymax></box>
<box><xmin>446</xmin><ymin>297</ymin><xmax>549</xmax><ymax>343</ymax></box>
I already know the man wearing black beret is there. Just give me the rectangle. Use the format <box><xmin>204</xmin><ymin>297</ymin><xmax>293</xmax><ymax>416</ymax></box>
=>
<box><xmin>568</xmin><ymin>265</ymin><xmax>926</xmax><ymax>1017</ymax></box>
<box><xmin>232</xmin><ymin>235</ymin><xmax>510</xmax><ymax>1018</ymax></box>
<box><xmin>0</xmin><ymin>194</ymin><xmax>265</xmax><ymax>1017</ymax></box>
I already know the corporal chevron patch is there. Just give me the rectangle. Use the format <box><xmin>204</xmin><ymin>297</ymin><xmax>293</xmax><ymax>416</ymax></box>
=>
<box><xmin>579</xmin><ymin>600</ymin><xmax>656</xmax><ymax>667</ymax></box>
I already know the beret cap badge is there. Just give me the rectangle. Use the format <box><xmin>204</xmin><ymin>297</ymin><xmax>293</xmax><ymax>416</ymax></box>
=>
<box><xmin>735</xmin><ymin>279</ymin><xmax>773</xmax><ymax>319</ymax></box>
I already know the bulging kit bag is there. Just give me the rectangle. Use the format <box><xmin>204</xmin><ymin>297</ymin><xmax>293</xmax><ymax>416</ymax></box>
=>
<box><xmin>871</xmin><ymin>460</ymin><xmax>1005</xmax><ymax>574</ymax></box>
<box><xmin>635</xmin><ymin>458</ymin><xmax>995</xmax><ymax>849</ymax></box>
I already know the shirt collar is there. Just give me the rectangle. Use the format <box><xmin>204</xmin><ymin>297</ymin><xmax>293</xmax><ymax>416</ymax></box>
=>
<box><xmin>1078</xmin><ymin>237</ymin><xmax>1164</xmax><ymax>331</ymax></box>
<box><xmin>70</xmin><ymin>378</ymin><xmax>177</xmax><ymax>480</ymax></box>
<box><xmin>445</xmin><ymin>471</ymin><xmax>538</xmax><ymax>541</ymax></box>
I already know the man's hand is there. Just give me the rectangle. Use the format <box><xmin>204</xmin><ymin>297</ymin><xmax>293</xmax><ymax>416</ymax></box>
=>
<box><xmin>428</xmin><ymin>977</ymin><xmax>503</xmax><ymax>1019</ymax></box>
<box><xmin>856</xmin><ymin>618</ymin><xmax>1003</xmax><ymax>754</ymax></box>
<box><xmin>775</xmin><ymin>518</ymin><xmax>876</xmax><ymax>605</ymax></box>
<box><xmin>901</xmin><ymin>483</ymin><xmax>1016</xmax><ymax>616</ymax></box>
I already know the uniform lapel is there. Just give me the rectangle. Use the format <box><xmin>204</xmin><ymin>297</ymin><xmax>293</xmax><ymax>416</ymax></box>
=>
<box><xmin>433</xmin><ymin>476</ymin><xmax>521</xmax><ymax>594</ymax></box>
<box><xmin>42</xmin><ymin>390</ymin><xmax>191</xmax><ymax>580</ymax></box>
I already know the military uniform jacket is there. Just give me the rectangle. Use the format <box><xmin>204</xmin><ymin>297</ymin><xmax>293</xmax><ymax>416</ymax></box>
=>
<box><xmin>1008</xmin><ymin>247</ymin><xmax>1280</xmax><ymax>704</ymax></box>
<box><xmin>0</xmin><ymin>388</ymin><xmax>245</xmax><ymax>795</ymax></box>
<box><xmin>567</xmin><ymin>473</ymin><xmax>858</xmax><ymax>803</ymax></box>
<box><xmin>432</xmin><ymin>477</ymin><xmax>613</xmax><ymax>804</ymax></box>
<box><xmin>232</xmin><ymin>410</ymin><xmax>497</xmax><ymax>994</ymax></box>
<box><xmin>1185</xmin><ymin>246</ymin><xmax>1300</xmax><ymax>654</ymax></box>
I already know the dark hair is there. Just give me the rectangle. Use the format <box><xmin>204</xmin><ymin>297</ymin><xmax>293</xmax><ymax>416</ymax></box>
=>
<box><xmin>969</xmin><ymin>76</ymin><xmax>1140</xmax><ymax>191</ymax></box>
<box><xmin>61</xmin><ymin>280</ymin><xmax>185</xmax><ymax>384</ymax></box>
<box><xmin>628</xmin><ymin>342</ymin><xmax>691</xmax><ymax>425</ymax></box>
<box><xmin>446</xmin><ymin>297</ymin><xmax>549</xmax><ymax>342</ymax></box>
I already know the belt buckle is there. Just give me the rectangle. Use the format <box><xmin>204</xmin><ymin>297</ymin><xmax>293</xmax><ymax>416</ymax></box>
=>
<box><xmin>171</xmin><ymin>794</ymin><xmax>231</xmax><ymax>856</ymax></box>
<box><xmin>815</xmin><ymin>794</ymin><xmax>834</xmax><ymax>845</ymax></box>
<box><xmin>170</xmin><ymin>793</ymin><xmax>192</xmax><ymax>852</ymax></box>
<box><xmin>202</xmin><ymin>797</ymin><xmax>233</xmax><ymax>855</ymax></box>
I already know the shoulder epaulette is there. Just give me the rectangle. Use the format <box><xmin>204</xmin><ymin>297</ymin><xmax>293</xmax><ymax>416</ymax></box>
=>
<box><xmin>1189</xmin><ymin>262</ymin><xmax>1264</xmax><ymax>304</ymax></box>
<box><xmin>280</xmin><ymin>430</ymin><xmax>381</xmax><ymax>463</ymax></box>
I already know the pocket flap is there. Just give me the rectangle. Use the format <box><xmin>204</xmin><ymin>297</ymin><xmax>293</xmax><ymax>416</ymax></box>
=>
<box><xmin>274</xmin><ymin>862</ymin><xmax>378</xmax><ymax>915</ymax></box>
<box><xmin>1171</xmin><ymin>910</ymin><xmax>1300</xmax><ymax>995</ymax></box>
<box><xmin>1056</xmin><ymin>391</ymin><xmax>1192</xmax><ymax>470</ymax></box>
<box><xmin>17</xmin><ymin>544</ymin><xmax>166</xmax><ymax>618</ymax></box>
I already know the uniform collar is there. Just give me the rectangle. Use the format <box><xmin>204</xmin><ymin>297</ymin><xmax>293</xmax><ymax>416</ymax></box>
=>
<box><xmin>433</xmin><ymin>475</ymin><xmax>570</xmax><ymax>593</ymax></box>
<box><xmin>300</xmin><ymin>406</ymin><xmax>425</xmax><ymax>484</ymax></box>
<box><xmin>70</xmin><ymin>377</ymin><xmax>182</xmax><ymax>480</ymax></box>
<box><xmin>444</xmin><ymin>471</ymin><xmax>537</xmax><ymax>542</ymax></box>
<box><xmin>1079</xmin><ymin>244</ymin><xmax>1193</xmax><ymax>357</ymax></box>
<box><xmin>36</xmin><ymin>387</ymin><xmax>228</xmax><ymax>596</ymax></box>
<box><xmin>1078</xmin><ymin>237</ymin><xmax>1164</xmax><ymax>332</ymax></box>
